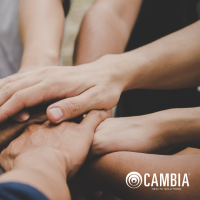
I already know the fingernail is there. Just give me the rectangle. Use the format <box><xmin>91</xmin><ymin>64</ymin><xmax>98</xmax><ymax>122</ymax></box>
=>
<box><xmin>49</xmin><ymin>108</ymin><xmax>63</xmax><ymax>122</ymax></box>
<box><xmin>18</xmin><ymin>112</ymin><xmax>30</xmax><ymax>121</ymax></box>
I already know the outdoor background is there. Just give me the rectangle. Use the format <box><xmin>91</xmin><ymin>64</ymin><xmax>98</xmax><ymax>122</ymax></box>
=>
<box><xmin>62</xmin><ymin>0</ymin><xmax>95</xmax><ymax>66</ymax></box>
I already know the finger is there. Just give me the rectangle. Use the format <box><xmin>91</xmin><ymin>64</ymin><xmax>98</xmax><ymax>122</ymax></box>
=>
<box><xmin>80</xmin><ymin>110</ymin><xmax>109</xmax><ymax>132</ymax></box>
<box><xmin>47</xmin><ymin>88</ymin><xmax>99</xmax><ymax>123</ymax></box>
<box><xmin>0</xmin><ymin>83</ymin><xmax>49</xmax><ymax>123</ymax></box>
<box><xmin>0</xmin><ymin>77</ymin><xmax>42</xmax><ymax>106</ymax></box>
<box><xmin>12</xmin><ymin>109</ymin><xmax>30</xmax><ymax>122</ymax></box>
<box><xmin>0</xmin><ymin>71</ymin><xmax>34</xmax><ymax>89</ymax></box>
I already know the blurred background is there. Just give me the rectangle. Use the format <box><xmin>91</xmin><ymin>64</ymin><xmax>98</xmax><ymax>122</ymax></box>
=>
<box><xmin>62</xmin><ymin>0</ymin><xmax>95</xmax><ymax>66</ymax></box>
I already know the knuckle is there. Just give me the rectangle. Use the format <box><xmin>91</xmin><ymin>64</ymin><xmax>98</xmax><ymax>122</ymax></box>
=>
<box><xmin>91</xmin><ymin>110</ymin><xmax>105</xmax><ymax>119</ymax></box>
<box><xmin>64</xmin><ymin>99</ymin><xmax>80</xmax><ymax>115</ymax></box>
<box><xmin>1</xmin><ymin>83</ymin><xmax>13</xmax><ymax>95</ymax></box>
<box><xmin>3</xmin><ymin>76</ymin><xmax>12</xmax><ymax>84</ymax></box>
<box><xmin>13</xmin><ymin>90</ymin><xmax>24</xmax><ymax>101</ymax></box>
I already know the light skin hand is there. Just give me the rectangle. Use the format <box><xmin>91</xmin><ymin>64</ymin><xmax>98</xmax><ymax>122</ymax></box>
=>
<box><xmin>0</xmin><ymin>58</ymin><xmax>123</xmax><ymax>124</ymax></box>
<box><xmin>0</xmin><ymin>0</ymin><xmax>141</xmax><ymax>124</ymax></box>
<box><xmin>11</xmin><ymin>0</ymin><xmax>65</xmax><ymax>122</ymax></box>
<box><xmin>90</xmin><ymin>107</ymin><xmax>200</xmax><ymax>158</ymax></box>
<box><xmin>1</xmin><ymin>20</ymin><xmax>200</xmax><ymax>124</ymax></box>
<box><xmin>0</xmin><ymin>110</ymin><xmax>108</xmax><ymax>200</ymax></box>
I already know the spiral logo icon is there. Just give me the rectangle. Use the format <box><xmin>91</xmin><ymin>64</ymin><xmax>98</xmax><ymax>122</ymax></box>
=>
<box><xmin>126</xmin><ymin>172</ymin><xmax>143</xmax><ymax>189</ymax></box>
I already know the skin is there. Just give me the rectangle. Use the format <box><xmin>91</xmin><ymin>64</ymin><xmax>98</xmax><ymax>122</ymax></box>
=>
<box><xmin>90</xmin><ymin>107</ymin><xmax>200</xmax><ymax>158</ymax></box>
<box><xmin>19</xmin><ymin>0</ymin><xmax>65</xmax><ymax>72</ymax></box>
<box><xmin>73</xmin><ymin>0</ymin><xmax>142</xmax><ymax>65</ymax></box>
<box><xmin>12</xmin><ymin>0</ymin><xmax>66</xmax><ymax>122</ymax></box>
<box><xmin>73</xmin><ymin>0</ymin><xmax>142</xmax><ymax>118</ymax></box>
<box><xmin>0</xmin><ymin>20</ymin><xmax>200</xmax><ymax>123</ymax></box>
<box><xmin>79</xmin><ymin>151</ymin><xmax>200</xmax><ymax>200</ymax></box>
<box><xmin>70</xmin><ymin>107</ymin><xmax>200</xmax><ymax>199</ymax></box>
<box><xmin>0</xmin><ymin>110</ymin><xmax>109</xmax><ymax>200</ymax></box>
<box><xmin>0</xmin><ymin>105</ymin><xmax>47</xmax><ymax>152</ymax></box>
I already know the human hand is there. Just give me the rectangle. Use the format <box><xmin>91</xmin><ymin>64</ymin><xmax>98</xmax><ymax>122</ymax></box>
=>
<box><xmin>0</xmin><ymin>110</ymin><xmax>108</xmax><ymax>179</ymax></box>
<box><xmin>90</xmin><ymin>112</ymin><xmax>176</xmax><ymax>158</ymax></box>
<box><xmin>0</xmin><ymin>105</ymin><xmax>47</xmax><ymax>152</ymax></box>
<box><xmin>0</xmin><ymin>56</ymin><xmax>125</xmax><ymax>124</ymax></box>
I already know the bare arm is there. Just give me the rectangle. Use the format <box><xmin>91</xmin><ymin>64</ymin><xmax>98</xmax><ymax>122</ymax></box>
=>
<box><xmin>1</xmin><ymin>21</ymin><xmax>200</xmax><ymax>123</ymax></box>
<box><xmin>74</xmin><ymin>0</ymin><xmax>142</xmax><ymax>65</ymax></box>
<box><xmin>83</xmin><ymin>152</ymin><xmax>200</xmax><ymax>200</ymax></box>
<box><xmin>115</xmin><ymin>20</ymin><xmax>200</xmax><ymax>90</ymax></box>
<box><xmin>19</xmin><ymin>0</ymin><xmax>65</xmax><ymax>72</ymax></box>
<box><xmin>0</xmin><ymin>111</ymin><xmax>108</xmax><ymax>200</ymax></box>
<box><xmin>0</xmin><ymin>147</ymin><xmax>71</xmax><ymax>200</ymax></box>
<box><xmin>90</xmin><ymin>106</ymin><xmax>200</xmax><ymax>158</ymax></box>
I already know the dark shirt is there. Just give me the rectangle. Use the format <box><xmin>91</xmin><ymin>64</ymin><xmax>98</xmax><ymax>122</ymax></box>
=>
<box><xmin>63</xmin><ymin>0</ymin><xmax>71</xmax><ymax>16</ymax></box>
<box><xmin>0</xmin><ymin>182</ymin><xmax>49</xmax><ymax>200</ymax></box>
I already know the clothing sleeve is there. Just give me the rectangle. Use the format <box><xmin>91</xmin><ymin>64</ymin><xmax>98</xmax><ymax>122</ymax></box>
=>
<box><xmin>0</xmin><ymin>182</ymin><xmax>49</xmax><ymax>200</ymax></box>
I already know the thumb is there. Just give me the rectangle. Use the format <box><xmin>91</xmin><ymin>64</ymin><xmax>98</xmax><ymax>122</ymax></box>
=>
<box><xmin>80</xmin><ymin>110</ymin><xmax>109</xmax><ymax>132</ymax></box>
<box><xmin>47</xmin><ymin>89</ymin><xmax>97</xmax><ymax>124</ymax></box>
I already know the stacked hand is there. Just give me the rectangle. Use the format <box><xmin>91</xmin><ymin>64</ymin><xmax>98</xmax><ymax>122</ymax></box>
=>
<box><xmin>0</xmin><ymin>110</ymin><xmax>108</xmax><ymax>180</ymax></box>
<box><xmin>90</xmin><ymin>110</ymin><xmax>181</xmax><ymax>158</ymax></box>
<box><xmin>0</xmin><ymin>105</ymin><xmax>47</xmax><ymax>152</ymax></box>
<box><xmin>0</xmin><ymin>57</ymin><xmax>125</xmax><ymax>124</ymax></box>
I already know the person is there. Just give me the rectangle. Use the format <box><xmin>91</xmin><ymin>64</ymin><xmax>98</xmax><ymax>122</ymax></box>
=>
<box><xmin>74</xmin><ymin>0</ymin><xmax>200</xmax><ymax>117</ymax></box>
<box><xmin>68</xmin><ymin>107</ymin><xmax>200</xmax><ymax>200</ymax></box>
<box><xmin>0</xmin><ymin>110</ymin><xmax>108</xmax><ymax>200</ymax></box>
<box><xmin>0</xmin><ymin>0</ymin><xmax>71</xmax><ymax>122</ymax></box>
<box><xmin>0</xmin><ymin>104</ymin><xmax>200</xmax><ymax>200</ymax></box>
<box><xmin>0</xmin><ymin>0</ymin><xmax>200</xmax><ymax>123</ymax></box>
<box><xmin>0</xmin><ymin>1</ymin><xmax>200</xmax><ymax>198</ymax></box>
<box><xmin>0</xmin><ymin>18</ymin><xmax>200</xmax><ymax>124</ymax></box>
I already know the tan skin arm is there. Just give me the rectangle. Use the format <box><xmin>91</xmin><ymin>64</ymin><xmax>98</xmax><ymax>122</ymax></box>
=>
<box><xmin>0</xmin><ymin>111</ymin><xmax>108</xmax><ymax>200</ymax></box>
<box><xmin>74</xmin><ymin>0</ymin><xmax>142</xmax><ymax>65</ymax></box>
<box><xmin>81</xmin><ymin>151</ymin><xmax>200</xmax><ymax>200</ymax></box>
<box><xmin>0</xmin><ymin>147</ymin><xmax>71</xmax><ymax>200</ymax></box>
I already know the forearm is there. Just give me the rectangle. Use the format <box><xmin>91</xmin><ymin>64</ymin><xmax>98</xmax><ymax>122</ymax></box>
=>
<box><xmin>155</xmin><ymin>107</ymin><xmax>200</xmax><ymax>149</ymax></box>
<box><xmin>113</xmin><ymin>20</ymin><xmax>200</xmax><ymax>91</ymax></box>
<box><xmin>19</xmin><ymin>0</ymin><xmax>65</xmax><ymax>71</ymax></box>
<box><xmin>0</xmin><ymin>147</ymin><xmax>70</xmax><ymax>200</ymax></box>
<box><xmin>74</xmin><ymin>0</ymin><xmax>142</xmax><ymax>65</ymax></box>
<box><xmin>83</xmin><ymin>152</ymin><xmax>200</xmax><ymax>200</ymax></box>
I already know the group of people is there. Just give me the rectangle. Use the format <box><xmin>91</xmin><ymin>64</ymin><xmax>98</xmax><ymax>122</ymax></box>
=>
<box><xmin>0</xmin><ymin>0</ymin><xmax>200</xmax><ymax>199</ymax></box>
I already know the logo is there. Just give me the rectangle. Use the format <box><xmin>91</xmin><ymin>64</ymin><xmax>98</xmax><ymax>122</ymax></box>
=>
<box><xmin>126</xmin><ymin>172</ymin><xmax>143</xmax><ymax>189</ymax></box>
<box><xmin>126</xmin><ymin>172</ymin><xmax>189</xmax><ymax>189</ymax></box>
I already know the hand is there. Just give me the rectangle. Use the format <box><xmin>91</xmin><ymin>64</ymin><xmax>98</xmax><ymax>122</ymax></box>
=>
<box><xmin>0</xmin><ymin>105</ymin><xmax>47</xmax><ymax>152</ymax></box>
<box><xmin>0</xmin><ymin>56</ymin><xmax>125</xmax><ymax>124</ymax></box>
<box><xmin>0</xmin><ymin>110</ymin><xmax>108</xmax><ymax>179</ymax></box>
<box><xmin>90</xmin><ymin>112</ymin><xmax>176</xmax><ymax>158</ymax></box>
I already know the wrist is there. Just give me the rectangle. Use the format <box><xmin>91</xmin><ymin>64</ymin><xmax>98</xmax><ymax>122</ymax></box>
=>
<box><xmin>99</xmin><ymin>49</ymin><xmax>150</xmax><ymax>92</ymax></box>
<box><xmin>97</xmin><ymin>54</ymin><xmax>130</xmax><ymax>92</ymax></box>
<box><xmin>13</xmin><ymin>147</ymin><xmax>68</xmax><ymax>179</ymax></box>
<box><xmin>154</xmin><ymin>107</ymin><xmax>200</xmax><ymax>149</ymax></box>
<box><xmin>20</xmin><ymin>49</ymin><xmax>60</xmax><ymax>72</ymax></box>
